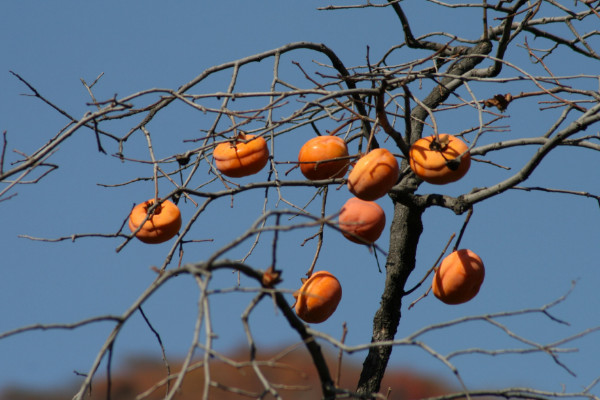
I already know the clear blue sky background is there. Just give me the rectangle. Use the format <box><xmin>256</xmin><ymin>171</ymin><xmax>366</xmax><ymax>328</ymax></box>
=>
<box><xmin>1</xmin><ymin>0</ymin><xmax>599</xmax><ymax>396</ymax></box>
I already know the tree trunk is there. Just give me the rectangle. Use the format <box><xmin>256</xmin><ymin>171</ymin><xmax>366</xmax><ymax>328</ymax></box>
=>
<box><xmin>355</xmin><ymin>38</ymin><xmax>492</xmax><ymax>398</ymax></box>
<box><xmin>356</xmin><ymin>198</ymin><xmax>424</xmax><ymax>397</ymax></box>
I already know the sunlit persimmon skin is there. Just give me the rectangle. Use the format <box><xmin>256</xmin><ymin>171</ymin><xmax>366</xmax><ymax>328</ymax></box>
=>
<box><xmin>294</xmin><ymin>271</ymin><xmax>342</xmax><ymax>324</ymax></box>
<box><xmin>298</xmin><ymin>136</ymin><xmax>349</xmax><ymax>180</ymax></box>
<box><xmin>409</xmin><ymin>134</ymin><xmax>471</xmax><ymax>185</ymax></box>
<box><xmin>338</xmin><ymin>197</ymin><xmax>386</xmax><ymax>244</ymax></box>
<box><xmin>213</xmin><ymin>134</ymin><xmax>269</xmax><ymax>178</ymax></box>
<box><xmin>347</xmin><ymin>148</ymin><xmax>399</xmax><ymax>201</ymax></box>
<box><xmin>432</xmin><ymin>249</ymin><xmax>485</xmax><ymax>305</ymax></box>
<box><xmin>128</xmin><ymin>199</ymin><xmax>182</xmax><ymax>244</ymax></box>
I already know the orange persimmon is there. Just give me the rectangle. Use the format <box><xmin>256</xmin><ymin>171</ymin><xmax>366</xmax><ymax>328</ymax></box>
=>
<box><xmin>338</xmin><ymin>197</ymin><xmax>386</xmax><ymax>244</ymax></box>
<box><xmin>347</xmin><ymin>148</ymin><xmax>399</xmax><ymax>201</ymax></box>
<box><xmin>432</xmin><ymin>249</ymin><xmax>485</xmax><ymax>305</ymax></box>
<box><xmin>128</xmin><ymin>199</ymin><xmax>182</xmax><ymax>244</ymax></box>
<box><xmin>294</xmin><ymin>271</ymin><xmax>342</xmax><ymax>324</ymax></box>
<box><xmin>298</xmin><ymin>135</ymin><xmax>349</xmax><ymax>180</ymax></box>
<box><xmin>213</xmin><ymin>133</ymin><xmax>269</xmax><ymax>178</ymax></box>
<box><xmin>409</xmin><ymin>134</ymin><xmax>471</xmax><ymax>185</ymax></box>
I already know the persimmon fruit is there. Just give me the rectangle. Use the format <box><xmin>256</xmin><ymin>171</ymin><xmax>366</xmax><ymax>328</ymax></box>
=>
<box><xmin>298</xmin><ymin>135</ymin><xmax>349</xmax><ymax>180</ymax></box>
<box><xmin>432</xmin><ymin>249</ymin><xmax>485</xmax><ymax>305</ymax></box>
<box><xmin>409</xmin><ymin>134</ymin><xmax>471</xmax><ymax>184</ymax></box>
<box><xmin>347</xmin><ymin>148</ymin><xmax>399</xmax><ymax>201</ymax></box>
<box><xmin>294</xmin><ymin>271</ymin><xmax>342</xmax><ymax>324</ymax></box>
<box><xmin>213</xmin><ymin>133</ymin><xmax>269</xmax><ymax>178</ymax></box>
<box><xmin>338</xmin><ymin>197</ymin><xmax>386</xmax><ymax>244</ymax></box>
<box><xmin>128</xmin><ymin>199</ymin><xmax>182</xmax><ymax>244</ymax></box>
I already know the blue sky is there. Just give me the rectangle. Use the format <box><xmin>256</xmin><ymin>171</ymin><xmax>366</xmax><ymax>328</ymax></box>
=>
<box><xmin>1</xmin><ymin>0</ymin><xmax>599</xmax><ymax>396</ymax></box>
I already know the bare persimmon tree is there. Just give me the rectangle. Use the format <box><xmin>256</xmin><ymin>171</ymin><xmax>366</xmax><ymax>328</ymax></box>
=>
<box><xmin>2</xmin><ymin>1</ymin><xmax>600</xmax><ymax>400</ymax></box>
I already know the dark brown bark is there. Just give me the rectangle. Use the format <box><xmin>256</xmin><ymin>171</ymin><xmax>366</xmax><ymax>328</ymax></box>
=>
<box><xmin>356</xmin><ymin>199</ymin><xmax>424</xmax><ymax>397</ymax></box>
<box><xmin>356</xmin><ymin>38</ymin><xmax>492</xmax><ymax>398</ymax></box>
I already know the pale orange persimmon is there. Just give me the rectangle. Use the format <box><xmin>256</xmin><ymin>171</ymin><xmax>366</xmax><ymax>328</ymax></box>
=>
<box><xmin>338</xmin><ymin>197</ymin><xmax>386</xmax><ymax>244</ymax></box>
<box><xmin>409</xmin><ymin>134</ymin><xmax>471</xmax><ymax>185</ymax></box>
<box><xmin>294</xmin><ymin>271</ymin><xmax>342</xmax><ymax>324</ymax></box>
<box><xmin>213</xmin><ymin>133</ymin><xmax>269</xmax><ymax>178</ymax></box>
<box><xmin>432</xmin><ymin>249</ymin><xmax>485</xmax><ymax>305</ymax></box>
<box><xmin>128</xmin><ymin>199</ymin><xmax>182</xmax><ymax>244</ymax></box>
<box><xmin>298</xmin><ymin>135</ymin><xmax>349</xmax><ymax>180</ymax></box>
<box><xmin>347</xmin><ymin>148</ymin><xmax>399</xmax><ymax>201</ymax></box>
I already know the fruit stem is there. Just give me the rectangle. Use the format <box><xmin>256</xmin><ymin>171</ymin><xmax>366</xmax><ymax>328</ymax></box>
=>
<box><xmin>453</xmin><ymin>207</ymin><xmax>473</xmax><ymax>251</ymax></box>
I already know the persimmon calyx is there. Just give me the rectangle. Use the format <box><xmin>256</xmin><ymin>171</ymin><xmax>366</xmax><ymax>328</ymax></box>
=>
<box><xmin>428</xmin><ymin>134</ymin><xmax>450</xmax><ymax>151</ymax></box>
<box><xmin>261</xmin><ymin>265</ymin><xmax>282</xmax><ymax>288</ymax></box>
<box><xmin>429</xmin><ymin>135</ymin><xmax>465</xmax><ymax>171</ymax></box>
<box><xmin>143</xmin><ymin>201</ymin><xmax>162</xmax><ymax>216</ymax></box>
<box><xmin>233</xmin><ymin>131</ymin><xmax>261</xmax><ymax>145</ymax></box>
<box><xmin>224</xmin><ymin>132</ymin><xmax>249</xmax><ymax>148</ymax></box>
